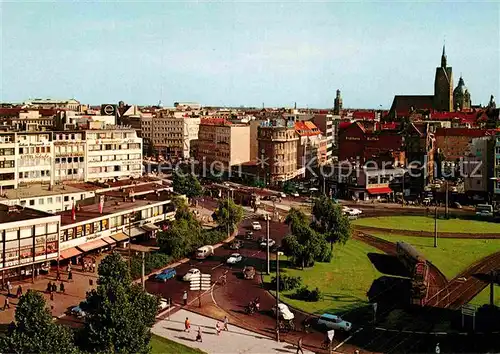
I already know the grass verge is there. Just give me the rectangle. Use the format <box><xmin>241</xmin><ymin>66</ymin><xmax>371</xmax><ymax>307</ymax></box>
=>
<box><xmin>353</xmin><ymin>216</ymin><xmax>500</xmax><ymax>234</ymax></box>
<box><xmin>370</xmin><ymin>232</ymin><xmax>500</xmax><ymax>279</ymax></box>
<box><xmin>151</xmin><ymin>334</ymin><xmax>206</xmax><ymax>354</ymax></box>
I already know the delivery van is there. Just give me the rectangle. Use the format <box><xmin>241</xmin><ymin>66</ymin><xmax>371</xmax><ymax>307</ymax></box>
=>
<box><xmin>196</xmin><ymin>245</ymin><xmax>214</xmax><ymax>260</ymax></box>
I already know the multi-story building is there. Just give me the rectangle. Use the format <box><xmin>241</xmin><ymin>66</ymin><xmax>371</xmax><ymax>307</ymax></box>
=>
<box><xmin>85</xmin><ymin>129</ymin><xmax>142</xmax><ymax>181</ymax></box>
<box><xmin>24</xmin><ymin>98</ymin><xmax>81</xmax><ymax>111</ymax></box>
<box><xmin>295</xmin><ymin>121</ymin><xmax>327</xmax><ymax>177</ymax></box>
<box><xmin>141</xmin><ymin>110</ymin><xmax>200</xmax><ymax>158</ymax></box>
<box><xmin>311</xmin><ymin>114</ymin><xmax>336</xmax><ymax>162</ymax></box>
<box><xmin>0</xmin><ymin>204</ymin><xmax>60</xmax><ymax>283</ymax></box>
<box><xmin>196</xmin><ymin>119</ymin><xmax>250</xmax><ymax>170</ymax></box>
<box><xmin>0</xmin><ymin>129</ymin><xmax>143</xmax><ymax>189</ymax></box>
<box><xmin>257</xmin><ymin>119</ymin><xmax>299</xmax><ymax>185</ymax></box>
<box><xmin>492</xmin><ymin>135</ymin><xmax>500</xmax><ymax>201</ymax></box>
<box><xmin>463</xmin><ymin>137</ymin><xmax>492</xmax><ymax>198</ymax></box>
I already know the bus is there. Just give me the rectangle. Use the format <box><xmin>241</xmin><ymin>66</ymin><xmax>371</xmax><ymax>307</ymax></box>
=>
<box><xmin>475</xmin><ymin>204</ymin><xmax>493</xmax><ymax>217</ymax></box>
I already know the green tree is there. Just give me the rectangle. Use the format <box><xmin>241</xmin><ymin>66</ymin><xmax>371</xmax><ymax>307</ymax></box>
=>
<box><xmin>283</xmin><ymin>181</ymin><xmax>296</xmax><ymax>194</ymax></box>
<box><xmin>312</xmin><ymin>196</ymin><xmax>351</xmax><ymax>250</ymax></box>
<box><xmin>185</xmin><ymin>174</ymin><xmax>203</xmax><ymax>199</ymax></box>
<box><xmin>283</xmin><ymin>208</ymin><xmax>330</xmax><ymax>268</ymax></box>
<box><xmin>214</xmin><ymin>198</ymin><xmax>243</xmax><ymax>234</ymax></box>
<box><xmin>79</xmin><ymin>253</ymin><xmax>159</xmax><ymax>354</ymax></box>
<box><xmin>0</xmin><ymin>290</ymin><xmax>77</xmax><ymax>354</ymax></box>
<box><xmin>172</xmin><ymin>170</ymin><xmax>187</xmax><ymax>195</ymax></box>
<box><xmin>157</xmin><ymin>218</ymin><xmax>201</xmax><ymax>259</ymax></box>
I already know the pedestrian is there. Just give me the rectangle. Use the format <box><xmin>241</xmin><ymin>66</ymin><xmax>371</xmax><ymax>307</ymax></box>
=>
<box><xmin>3</xmin><ymin>296</ymin><xmax>10</xmax><ymax>310</ymax></box>
<box><xmin>60</xmin><ymin>282</ymin><xmax>65</xmax><ymax>294</ymax></box>
<box><xmin>52</xmin><ymin>283</ymin><xmax>57</xmax><ymax>293</ymax></box>
<box><xmin>50</xmin><ymin>291</ymin><xmax>54</xmax><ymax>301</ymax></box>
<box><xmin>67</xmin><ymin>264</ymin><xmax>71</xmax><ymax>273</ymax></box>
<box><xmin>81</xmin><ymin>259</ymin><xmax>85</xmax><ymax>272</ymax></box>
<box><xmin>16</xmin><ymin>285</ymin><xmax>22</xmax><ymax>298</ymax></box>
<box><xmin>196</xmin><ymin>327</ymin><xmax>203</xmax><ymax>342</ymax></box>
<box><xmin>68</xmin><ymin>270</ymin><xmax>73</xmax><ymax>281</ymax></box>
<box><xmin>92</xmin><ymin>260</ymin><xmax>96</xmax><ymax>273</ymax></box>
<box><xmin>46</xmin><ymin>281</ymin><xmax>52</xmax><ymax>293</ymax></box>
<box><xmin>223</xmin><ymin>316</ymin><xmax>229</xmax><ymax>331</ymax></box>
<box><xmin>182</xmin><ymin>290</ymin><xmax>188</xmax><ymax>306</ymax></box>
<box><xmin>296</xmin><ymin>337</ymin><xmax>304</xmax><ymax>354</ymax></box>
<box><xmin>215</xmin><ymin>321</ymin><xmax>221</xmax><ymax>336</ymax></box>
<box><xmin>184</xmin><ymin>317</ymin><xmax>190</xmax><ymax>332</ymax></box>
<box><xmin>56</xmin><ymin>271</ymin><xmax>61</xmax><ymax>281</ymax></box>
<box><xmin>6</xmin><ymin>281</ymin><xmax>11</xmax><ymax>297</ymax></box>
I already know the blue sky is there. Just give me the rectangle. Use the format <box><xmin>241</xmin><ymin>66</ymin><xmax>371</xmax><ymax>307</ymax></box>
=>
<box><xmin>1</xmin><ymin>1</ymin><xmax>499</xmax><ymax>108</ymax></box>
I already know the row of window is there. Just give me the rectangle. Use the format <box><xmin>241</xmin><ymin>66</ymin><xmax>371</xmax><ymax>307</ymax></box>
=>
<box><xmin>19</xmin><ymin>194</ymin><xmax>82</xmax><ymax>208</ymax></box>
<box><xmin>55</xmin><ymin>157</ymin><xmax>85</xmax><ymax>164</ymax></box>
<box><xmin>0</xmin><ymin>161</ymin><xmax>15</xmax><ymax>169</ymax></box>
<box><xmin>88</xmin><ymin>143</ymin><xmax>141</xmax><ymax>151</ymax></box>
<box><xmin>18</xmin><ymin>170</ymin><xmax>51</xmax><ymax>179</ymax></box>
<box><xmin>87</xmin><ymin>165</ymin><xmax>142</xmax><ymax>174</ymax></box>
<box><xmin>87</xmin><ymin>154</ymin><xmax>140</xmax><ymax>162</ymax></box>
<box><xmin>0</xmin><ymin>148</ymin><xmax>15</xmax><ymax>155</ymax></box>
<box><xmin>55</xmin><ymin>133</ymin><xmax>84</xmax><ymax>141</ymax></box>
<box><xmin>87</xmin><ymin>132</ymin><xmax>136</xmax><ymax>140</ymax></box>
<box><xmin>18</xmin><ymin>146</ymin><xmax>51</xmax><ymax>154</ymax></box>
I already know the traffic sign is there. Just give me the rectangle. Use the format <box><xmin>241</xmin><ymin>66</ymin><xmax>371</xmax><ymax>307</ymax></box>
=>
<box><xmin>327</xmin><ymin>329</ymin><xmax>335</xmax><ymax>341</ymax></box>
<box><xmin>461</xmin><ymin>304</ymin><xmax>476</xmax><ymax>316</ymax></box>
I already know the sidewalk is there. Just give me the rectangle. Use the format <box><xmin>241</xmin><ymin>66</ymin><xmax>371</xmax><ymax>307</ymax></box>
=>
<box><xmin>152</xmin><ymin>309</ymin><xmax>314</xmax><ymax>354</ymax></box>
<box><xmin>0</xmin><ymin>256</ymin><xmax>105</xmax><ymax>324</ymax></box>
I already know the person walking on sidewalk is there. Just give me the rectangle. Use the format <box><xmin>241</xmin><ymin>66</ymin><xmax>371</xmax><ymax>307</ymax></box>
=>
<box><xmin>7</xmin><ymin>281</ymin><xmax>12</xmax><ymax>297</ymax></box>
<box><xmin>296</xmin><ymin>337</ymin><xmax>304</xmax><ymax>354</ymax></box>
<box><xmin>184</xmin><ymin>317</ymin><xmax>190</xmax><ymax>332</ymax></box>
<box><xmin>182</xmin><ymin>291</ymin><xmax>188</xmax><ymax>306</ymax></box>
<box><xmin>3</xmin><ymin>296</ymin><xmax>10</xmax><ymax>310</ymax></box>
<box><xmin>16</xmin><ymin>285</ymin><xmax>22</xmax><ymax>298</ymax></box>
<box><xmin>196</xmin><ymin>327</ymin><xmax>203</xmax><ymax>342</ymax></box>
<box><xmin>223</xmin><ymin>316</ymin><xmax>229</xmax><ymax>331</ymax></box>
<box><xmin>215</xmin><ymin>321</ymin><xmax>221</xmax><ymax>336</ymax></box>
<box><xmin>68</xmin><ymin>270</ymin><xmax>73</xmax><ymax>281</ymax></box>
<box><xmin>60</xmin><ymin>282</ymin><xmax>65</xmax><ymax>294</ymax></box>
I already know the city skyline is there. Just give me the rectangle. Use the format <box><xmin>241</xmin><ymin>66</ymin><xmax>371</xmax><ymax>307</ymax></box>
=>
<box><xmin>1</xmin><ymin>1</ymin><xmax>499</xmax><ymax>108</ymax></box>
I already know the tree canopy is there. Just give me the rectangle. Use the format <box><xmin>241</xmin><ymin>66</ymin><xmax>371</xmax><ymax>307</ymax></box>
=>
<box><xmin>311</xmin><ymin>196</ymin><xmax>351</xmax><ymax>250</ymax></box>
<box><xmin>172</xmin><ymin>171</ymin><xmax>202</xmax><ymax>199</ymax></box>
<box><xmin>79</xmin><ymin>253</ymin><xmax>159</xmax><ymax>354</ymax></box>
<box><xmin>0</xmin><ymin>290</ymin><xmax>76</xmax><ymax>354</ymax></box>
<box><xmin>213</xmin><ymin>198</ymin><xmax>243</xmax><ymax>234</ymax></box>
<box><xmin>283</xmin><ymin>208</ymin><xmax>331</xmax><ymax>268</ymax></box>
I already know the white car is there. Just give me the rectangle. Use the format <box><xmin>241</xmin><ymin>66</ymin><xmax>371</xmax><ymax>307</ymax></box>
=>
<box><xmin>292</xmin><ymin>192</ymin><xmax>300</xmax><ymax>197</ymax></box>
<box><xmin>318</xmin><ymin>313</ymin><xmax>352</xmax><ymax>332</ymax></box>
<box><xmin>260</xmin><ymin>239</ymin><xmax>276</xmax><ymax>248</ymax></box>
<box><xmin>345</xmin><ymin>208</ymin><xmax>362</xmax><ymax>216</ymax></box>
<box><xmin>226</xmin><ymin>253</ymin><xmax>243</xmax><ymax>264</ymax></box>
<box><xmin>182</xmin><ymin>268</ymin><xmax>201</xmax><ymax>281</ymax></box>
<box><xmin>280</xmin><ymin>192</ymin><xmax>286</xmax><ymax>198</ymax></box>
<box><xmin>272</xmin><ymin>303</ymin><xmax>295</xmax><ymax>320</ymax></box>
<box><xmin>252</xmin><ymin>222</ymin><xmax>262</xmax><ymax>230</ymax></box>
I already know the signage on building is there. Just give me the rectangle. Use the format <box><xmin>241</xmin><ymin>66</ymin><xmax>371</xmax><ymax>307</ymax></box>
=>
<box><xmin>86</xmin><ymin>233</ymin><xmax>101</xmax><ymax>241</ymax></box>
<box><xmin>346</xmin><ymin>137</ymin><xmax>361</xmax><ymax>141</ymax></box>
<box><xmin>100</xmin><ymin>104</ymin><xmax>117</xmax><ymax>116</ymax></box>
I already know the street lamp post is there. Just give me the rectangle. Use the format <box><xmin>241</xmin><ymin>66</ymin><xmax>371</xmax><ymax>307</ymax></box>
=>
<box><xmin>128</xmin><ymin>212</ymin><xmax>133</xmax><ymax>270</ymax></box>
<box><xmin>434</xmin><ymin>207</ymin><xmax>438</xmax><ymax>248</ymax></box>
<box><xmin>276</xmin><ymin>246</ymin><xmax>280</xmax><ymax>343</ymax></box>
<box><xmin>266</xmin><ymin>214</ymin><xmax>270</xmax><ymax>275</ymax></box>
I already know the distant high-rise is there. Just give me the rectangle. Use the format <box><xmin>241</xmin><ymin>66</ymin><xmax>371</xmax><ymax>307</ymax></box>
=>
<box><xmin>334</xmin><ymin>89</ymin><xmax>343</xmax><ymax>115</ymax></box>
<box><xmin>434</xmin><ymin>45</ymin><xmax>454</xmax><ymax>112</ymax></box>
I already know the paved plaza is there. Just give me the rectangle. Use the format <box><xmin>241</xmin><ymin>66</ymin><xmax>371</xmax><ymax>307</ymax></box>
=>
<box><xmin>152</xmin><ymin>309</ymin><xmax>314</xmax><ymax>354</ymax></box>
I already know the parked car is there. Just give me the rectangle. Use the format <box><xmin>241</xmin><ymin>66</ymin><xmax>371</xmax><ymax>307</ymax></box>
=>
<box><xmin>226</xmin><ymin>253</ymin><xmax>243</xmax><ymax>264</ymax></box>
<box><xmin>453</xmin><ymin>202</ymin><xmax>462</xmax><ymax>209</ymax></box>
<box><xmin>317</xmin><ymin>313</ymin><xmax>352</xmax><ymax>332</ymax></box>
<box><xmin>230</xmin><ymin>240</ymin><xmax>243</xmax><ymax>250</ymax></box>
<box><xmin>183</xmin><ymin>268</ymin><xmax>201</xmax><ymax>281</ymax></box>
<box><xmin>260</xmin><ymin>239</ymin><xmax>276</xmax><ymax>248</ymax></box>
<box><xmin>155</xmin><ymin>268</ymin><xmax>176</xmax><ymax>282</ymax></box>
<box><xmin>243</xmin><ymin>266</ymin><xmax>256</xmax><ymax>279</ymax></box>
<box><xmin>158</xmin><ymin>298</ymin><xmax>170</xmax><ymax>312</ymax></box>
<box><xmin>292</xmin><ymin>192</ymin><xmax>300</xmax><ymax>197</ymax></box>
<box><xmin>245</xmin><ymin>231</ymin><xmax>254</xmax><ymax>240</ymax></box>
<box><xmin>252</xmin><ymin>222</ymin><xmax>262</xmax><ymax>230</ymax></box>
<box><xmin>280</xmin><ymin>192</ymin><xmax>286</xmax><ymax>198</ymax></box>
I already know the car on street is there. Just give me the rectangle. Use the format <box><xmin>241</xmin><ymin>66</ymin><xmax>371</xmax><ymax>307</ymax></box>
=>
<box><xmin>243</xmin><ymin>266</ymin><xmax>256</xmax><ymax>279</ymax></box>
<box><xmin>158</xmin><ymin>298</ymin><xmax>170</xmax><ymax>312</ymax></box>
<box><xmin>182</xmin><ymin>268</ymin><xmax>201</xmax><ymax>281</ymax></box>
<box><xmin>70</xmin><ymin>304</ymin><xmax>86</xmax><ymax>318</ymax></box>
<box><xmin>272</xmin><ymin>303</ymin><xmax>295</xmax><ymax>320</ymax></box>
<box><xmin>155</xmin><ymin>268</ymin><xmax>176</xmax><ymax>282</ymax></box>
<box><xmin>226</xmin><ymin>253</ymin><xmax>243</xmax><ymax>264</ymax></box>
<box><xmin>252</xmin><ymin>221</ymin><xmax>262</xmax><ymax>230</ymax></box>
<box><xmin>280</xmin><ymin>192</ymin><xmax>286</xmax><ymax>198</ymax></box>
<box><xmin>260</xmin><ymin>238</ymin><xmax>276</xmax><ymax>248</ymax></box>
<box><xmin>317</xmin><ymin>313</ymin><xmax>352</xmax><ymax>332</ymax></box>
<box><xmin>292</xmin><ymin>192</ymin><xmax>300</xmax><ymax>197</ymax></box>
<box><xmin>245</xmin><ymin>231</ymin><xmax>254</xmax><ymax>240</ymax></box>
<box><xmin>230</xmin><ymin>240</ymin><xmax>243</xmax><ymax>250</ymax></box>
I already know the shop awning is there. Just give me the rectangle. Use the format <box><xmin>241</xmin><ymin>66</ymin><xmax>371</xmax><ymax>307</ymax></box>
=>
<box><xmin>77</xmin><ymin>238</ymin><xmax>108</xmax><ymax>253</ymax></box>
<box><xmin>367</xmin><ymin>187</ymin><xmax>393</xmax><ymax>195</ymax></box>
<box><xmin>102</xmin><ymin>237</ymin><xmax>116</xmax><ymax>245</ymax></box>
<box><xmin>59</xmin><ymin>247</ymin><xmax>82</xmax><ymax>259</ymax></box>
<box><xmin>124</xmin><ymin>226</ymin><xmax>146</xmax><ymax>238</ymax></box>
<box><xmin>111</xmin><ymin>232</ymin><xmax>129</xmax><ymax>242</ymax></box>
<box><xmin>142</xmin><ymin>223</ymin><xmax>159</xmax><ymax>232</ymax></box>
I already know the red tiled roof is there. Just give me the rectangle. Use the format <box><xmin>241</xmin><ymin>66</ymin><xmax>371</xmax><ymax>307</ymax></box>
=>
<box><xmin>352</xmin><ymin>111</ymin><xmax>376</xmax><ymax>120</ymax></box>
<box><xmin>294</xmin><ymin>121</ymin><xmax>321</xmax><ymax>136</ymax></box>
<box><xmin>434</xmin><ymin>128</ymin><xmax>497</xmax><ymax>137</ymax></box>
<box><xmin>200</xmin><ymin>118</ymin><xmax>231</xmax><ymax>125</ymax></box>
<box><xmin>338</xmin><ymin>121</ymin><xmax>353</xmax><ymax>130</ymax></box>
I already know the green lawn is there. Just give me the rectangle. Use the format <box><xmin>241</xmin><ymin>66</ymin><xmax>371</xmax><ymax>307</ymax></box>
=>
<box><xmin>151</xmin><ymin>334</ymin><xmax>205</xmax><ymax>354</ymax></box>
<box><xmin>370</xmin><ymin>232</ymin><xmax>500</xmax><ymax>279</ymax></box>
<box><xmin>469</xmin><ymin>285</ymin><xmax>500</xmax><ymax>307</ymax></box>
<box><xmin>353</xmin><ymin>216</ymin><xmax>500</xmax><ymax>234</ymax></box>
<box><xmin>263</xmin><ymin>239</ymin><xmax>384</xmax><ymax>315</ymax></box>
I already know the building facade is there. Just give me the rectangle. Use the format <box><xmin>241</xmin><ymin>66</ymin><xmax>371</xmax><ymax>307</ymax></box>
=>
<box><xmin>0</xmin><ymin>205</ymin><xmax>60</xmax><ymax>283</ymax></box>
<box><xmin>463</xmin><ymin>137</ymin><xmax>491</xmax><ymax>196</ymax></box>
<box><xmin>433</xmin><ymin>46</ymin><xmax>454</xmax><ymax>112</ymax></box>
<box><xmin>0</xmin><ymin>129</ymin><xmax>143</xmax><ymax>189</ymax></box>
<box><xmin>196</xmin><ymin>119</ymin><xmax>250</xmax><ymax>169</ymax></box>
<box><xmin>312</xmin><ymin>114</ymin><xmax>336</xmax><ymax>162</ymax></box>
<box><xmin>257</xmin><ymin>119</ymin><xmax>299</xmax><ymax>185</ymax></box>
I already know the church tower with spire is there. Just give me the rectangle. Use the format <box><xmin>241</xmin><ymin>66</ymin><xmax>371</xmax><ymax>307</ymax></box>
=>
<box><xmin>333</xmin><ymin>89</ymin><xmax>343</xmax><ymax>115</ymax></box>
<box><xmin>434</xmin><ymin>45</ymin><xmax>454</xmax><ymax>112</ymax></box>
